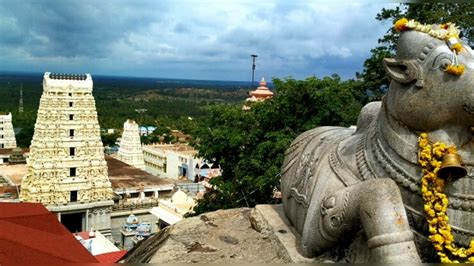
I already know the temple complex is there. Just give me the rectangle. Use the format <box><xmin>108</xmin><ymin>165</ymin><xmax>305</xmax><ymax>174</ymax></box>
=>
<box><xmin>20</xmin><ymin>72</ymin><xmax>114</xmax><ymax>237</ymax></box>
<box><xmin>0</xmin><ymin>112</ymin><xmax>17</xmax><ymax>149</ymax></box>
<box><xmin>117</xmin><ymin>119</ymin><xmax>145</xmax><ymax>170</ymax></box>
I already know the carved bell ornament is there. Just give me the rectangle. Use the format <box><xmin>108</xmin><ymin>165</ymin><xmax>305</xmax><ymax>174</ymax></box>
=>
<box><xmin>437</xmin><ymin>153</ymin><xmax>467</xmax><ymax>179</ymax></box>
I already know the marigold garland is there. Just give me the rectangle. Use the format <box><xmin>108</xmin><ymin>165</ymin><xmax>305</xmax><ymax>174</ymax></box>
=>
<box><xmin>446</xmin><ymin>65</ymin><xmax>465</xmax><ymax>76</ymax></box>
<box><xmin>394</xmin><ymin>18</ymin><xmax>465</xmax><ymax>76</ymax></box>
<box><xmin>418</xmin><ymin>133</ymin><xmax>474</xmax><ymax>263</ymax></box>
<box><xmin>451</xmin><ymin>42</ymin><xmax>463</xmax><ymax>53</ymax></box>
<box><xmin>394</xmin><ymin>17</ymin><xmax>409</xmax><ymax>31</ymax></box>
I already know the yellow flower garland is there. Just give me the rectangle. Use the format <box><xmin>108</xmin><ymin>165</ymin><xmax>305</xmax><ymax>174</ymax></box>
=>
<box><xmin>446</xmin><ymin>65</ymin><xmax>465</xmax><ymax>76</ymax></box>
<box><xmin>418</xmin><ymin>133</ymin><xmax>474</xmax><ymax>263</ymax></box>
<box><xmin>395</xmin><ymin>18</ymin><xmax>465</xmax><ymax>76</ymax></box>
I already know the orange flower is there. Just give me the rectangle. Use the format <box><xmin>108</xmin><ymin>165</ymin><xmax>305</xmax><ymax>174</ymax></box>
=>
<box><xmin>394</xmin><ymin>18</ymin><xmax>409</xmax><ymax>31</ymax></box>
<box><xmin>452</xmin><ymin>43</ymin><xmax>463</xmax><ymax>53</ymax></box>
<box><xmin>447</xmin><ymin>146</ymin><xmax>458</xmax><ymax>154</ymax></box>
<box><xmin>446</xmin><ymin>65</ymin><xmax>465</xmax><ymax>76</ymax></box>
<box><xmin>431</xmin><ymin>234</ymin><xmax>445</xmax><ymax>245</ymax></box>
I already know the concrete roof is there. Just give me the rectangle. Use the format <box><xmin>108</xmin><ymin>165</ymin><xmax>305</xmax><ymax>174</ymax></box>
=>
<box><xmin>0</xmin><ymin>164</ymin><xmax>27</xmax><ymax>185</ymax></box>
<box><xmin>0</xmin><ymin>148</ymin><xmax>29</xmax><ymax>156</ymax></box>
<box><xmin>143</xmin><ymin>144</ymin><xmax>197</xmax><ymax>156</ymax></box>
<box><xmin>105</xmin><ymin>156</ymin><xmax>175</xmax><ymax>190</ymax></box>
<box><xmin>0</xmin><ymin>156</ymin><xmax>175</xmax><ymax>191</ymax></box>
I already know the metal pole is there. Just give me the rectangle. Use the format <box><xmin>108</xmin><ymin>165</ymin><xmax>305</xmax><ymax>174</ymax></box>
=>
<box><xmin>19</xmin><ymin>83</ymin><xmax>24</xmax><ymax>113</ymax></box>
<box><xmin>251</xmin><ymin>54</ymin><xmax>258</xmax><ymax>88</ymax></box>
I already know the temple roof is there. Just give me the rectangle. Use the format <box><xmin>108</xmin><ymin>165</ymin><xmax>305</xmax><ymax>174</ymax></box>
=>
<box><xmin>249</xmin><ymin>78</ymin><xmax>274</xmax><ymax>98</ymax></box>
<box><xmin>0</xmin><ymin>202</ymin><xmax>98</xmax><ymax>264</ymax></box>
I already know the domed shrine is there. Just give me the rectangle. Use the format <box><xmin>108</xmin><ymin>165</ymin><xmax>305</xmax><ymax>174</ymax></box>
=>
<box><xmin>246</xmin><ymin>78</ymin><xmax>274</xmax><ymax>102</ymax></box>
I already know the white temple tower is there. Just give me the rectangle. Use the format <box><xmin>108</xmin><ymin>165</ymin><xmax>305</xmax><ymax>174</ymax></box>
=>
<box><xmin>0</xmin><ymin>112</ymin><xmax>17</xmax><ymax>148</ymax></box>
<box><xmin>20</xmin><ymin>72</ymin><xmax>114</xmax><ymax>236</ymax></box>
<box><xmin>118</xmin><ymin>119</ymin><xmax>145</xmax><ymax>170</ymax></box>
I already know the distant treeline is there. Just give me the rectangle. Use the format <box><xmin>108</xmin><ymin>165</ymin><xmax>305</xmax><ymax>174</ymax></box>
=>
<box><xmin>0</xmin><ymin>72</ymin><xmax>254</xmax><ymax>147</ymax></box>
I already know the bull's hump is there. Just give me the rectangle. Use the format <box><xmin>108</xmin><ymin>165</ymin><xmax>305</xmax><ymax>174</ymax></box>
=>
<box><xmin>282</xmin><ymin>126</ymin><xmax>354</xmax><ymax>177</ymax></box>
<box><xmin>282</xmin><ymin>126</ymin><xmax>356</xmax><ymax>201</ymax></box>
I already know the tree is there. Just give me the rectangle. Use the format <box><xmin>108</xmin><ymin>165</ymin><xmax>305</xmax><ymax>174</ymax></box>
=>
<box><xmin>101</xmin><ymin>131</ymin><xmax>120</xmax><ymax>147</ymax></box>
<box><xmin>357</xmin><ymin>3</ymin><xmax>474</xmax><ymax>103</ymax></box>
<box><xmin>189</xmin><ymin>76</ymin><xmax>362</xmax><ymax>215</ymax></box>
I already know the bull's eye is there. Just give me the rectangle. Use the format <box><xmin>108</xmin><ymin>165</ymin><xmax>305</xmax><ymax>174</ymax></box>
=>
<box><xmin>439</xmin><ymin>58</ymin><xmax>451</xmax><ymax>70</ymax></box>
<box><xmin>439</xmin><ymin>59</ymin><xmax>451</xmax><ymax>70</ymax></box>
<box><xmin>433</xmin><ymin>53</ymin><xmax>452</xmax><ymax>70</ymax></box>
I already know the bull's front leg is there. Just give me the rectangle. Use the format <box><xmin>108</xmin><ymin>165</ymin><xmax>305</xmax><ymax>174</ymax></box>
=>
<box><xmin>306</xmin><ymin>178</ymin><xmax>421</xmax><ymax>262</ymax></box>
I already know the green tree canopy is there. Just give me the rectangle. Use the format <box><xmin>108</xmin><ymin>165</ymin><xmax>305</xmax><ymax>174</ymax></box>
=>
<box><xmin>190</xmin><ymin>76</ymin><xmax>362</xmax><ymax>215</ymax></box>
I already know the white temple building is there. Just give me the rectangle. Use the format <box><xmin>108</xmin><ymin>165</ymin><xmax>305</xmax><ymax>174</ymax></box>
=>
<box><xmin>0</xmin><ymin>112</ymin><xmax>17</xmax><ymax>149</ymax></box>
<box><xmin>117</xmin><ymin>119</ymin><xmax>145</xmax><ymax>170</ymax></box>
<box><xmin>20</xmin><ymin>72</ymin><xmax>114</xmax><ymax>237</ymax></box>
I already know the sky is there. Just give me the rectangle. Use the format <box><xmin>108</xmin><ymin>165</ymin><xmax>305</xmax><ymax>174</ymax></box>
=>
<box><xmin>0</xmin><ymin>0</ymin><xmax>397</xmax><ymax>81</ymax></box>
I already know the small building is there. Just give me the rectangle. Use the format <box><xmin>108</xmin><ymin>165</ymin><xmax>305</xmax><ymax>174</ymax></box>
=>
<box><xmin>120</xmin><ymin>214</ymin><xmax>153</xmax><ymax>250</ymax></box>
<box><xmin>142</xmin><ymin>144</ymin><xmax>198</xmax><ymax>180</ymax></box>
<box><xmin>75</xmin><ymin>229</ymin><xmax>126</xmax><ymax>263</ymax></box>
<box><xmin>194</xmin><ymin>159</ymin><xmax>221</xmax><ymax>181</ymax></box>
<box><xmin>0</xmin><ymin>148</ymin><xmax>28</xmax><ymax>165</ymax></box>
<box><xmin>139</xmin><ymin>126</ymin><xmax>156</xmax><ymax>136</ymax></box>
<box><xmin>0</xmin><ymin>150</ymin><xmax>28</xmax><ymax>202</ymax></box>
<box><xmin>149</xmin><ymin>189</ymin><xmax>196</xmax><ymax>228</ymax></box>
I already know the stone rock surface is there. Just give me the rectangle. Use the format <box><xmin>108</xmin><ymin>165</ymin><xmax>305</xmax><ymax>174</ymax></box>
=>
<box><xmin>123</xmin><ymin>207</ymin><xmax>293</xmax><ymax>263</ymax></box>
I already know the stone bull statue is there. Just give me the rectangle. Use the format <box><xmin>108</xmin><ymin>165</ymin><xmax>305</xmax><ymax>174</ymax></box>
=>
<box><xmin>281</xmin><ymin>21</ymin><xmax>474</xmax><ymax>262</ymax></box>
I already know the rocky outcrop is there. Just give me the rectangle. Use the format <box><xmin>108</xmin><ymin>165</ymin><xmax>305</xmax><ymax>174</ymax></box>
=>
<box><xmin>123</xmin><ymin>207</ymin><xmax>293</xmax><ymax>263</ymax></box>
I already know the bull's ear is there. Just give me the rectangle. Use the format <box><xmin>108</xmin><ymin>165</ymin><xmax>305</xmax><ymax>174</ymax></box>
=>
<box><xmin>383</xmin><ymin>58</ymin><xmax>424</xmax><ymax>88</ymax></box>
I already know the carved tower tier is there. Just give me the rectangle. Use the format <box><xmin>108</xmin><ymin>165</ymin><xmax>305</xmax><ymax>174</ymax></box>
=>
<box><xmin>0</xmin><ymin>112</ymin><xmax>17</xmax><ymax>149</ymax></box>
<box><xmin>118</xmin><ymin>119</ymin><xmax>145</xmax><ymax>170</ymax></box>
<box><xmin>20</xmin><ymin>72</ymin><xmax>114</xmax><ymax>237</ymax></box>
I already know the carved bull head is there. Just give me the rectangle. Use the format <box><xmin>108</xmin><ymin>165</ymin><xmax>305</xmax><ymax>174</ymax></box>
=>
<box><xmin>383</xmin><ymin>30</ymin><xmax>474</xmax><ymax>132</ymax></box>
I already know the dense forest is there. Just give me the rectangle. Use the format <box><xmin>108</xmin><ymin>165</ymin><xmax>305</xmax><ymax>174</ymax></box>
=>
<box><xmin>0</xmin><ymin>72</ymin><xmax>253</xmax><ymax>147</ymax></box>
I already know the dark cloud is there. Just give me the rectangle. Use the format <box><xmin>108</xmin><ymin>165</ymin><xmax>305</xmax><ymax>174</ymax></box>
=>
<box><xmin>0</xmin><ymin>1</ymin><xmax>396</xmax><ymax>80</ymax></box>
<box><xmin>0</xmin><ymin>1</ymin><xmax>167</xmax><ymax>58</ymax></box>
